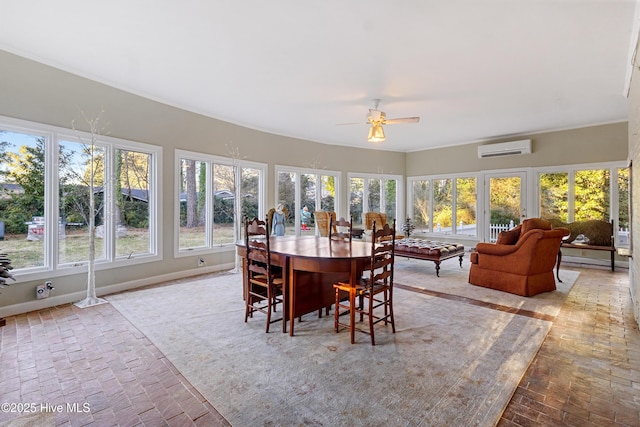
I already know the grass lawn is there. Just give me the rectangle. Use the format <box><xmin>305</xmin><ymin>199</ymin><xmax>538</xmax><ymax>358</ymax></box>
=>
<box><xmin>1</xmin><ymin>225</ymin><xmax>237</xmax><ymax>270</ymax></box>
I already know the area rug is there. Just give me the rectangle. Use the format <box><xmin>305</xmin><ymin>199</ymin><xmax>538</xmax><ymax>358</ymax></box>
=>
<box><xmin>0</xmin><ymin>412</ymin><xmax>55</xmax><ymax>427</ymax></box>
<box><xmin>394</xmin><ymin>257</ymin><xmax>580</xmax><ymax>318</ymax></box>
<box><xmin>108</xmin><ymin>271</ymin><xmax>554</xmax><ymax>427</ymax></box>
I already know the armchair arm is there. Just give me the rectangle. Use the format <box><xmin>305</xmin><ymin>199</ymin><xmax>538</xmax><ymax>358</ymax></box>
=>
<box><xmin>474</xmin><ymin>241</ymin><xmax>522</xmax><ymax>256</ymax></box>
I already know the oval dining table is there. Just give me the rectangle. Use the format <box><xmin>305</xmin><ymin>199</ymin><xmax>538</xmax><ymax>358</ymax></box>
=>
<box><xmin>236</xmin><ymin>235</ymin><xmax>372</xmax><ymax>336</ymax></box>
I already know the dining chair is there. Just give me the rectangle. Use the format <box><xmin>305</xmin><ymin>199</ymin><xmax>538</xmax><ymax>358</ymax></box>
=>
<box><xmin>314</xmin><ymin>210</ymin><xmax>336</xmax><ymax>237</ymax></box>
<box><xmin>244</xmin><ymin>216</ymin><xmax>284</xmax><ymax>333</ymax></box>
<box><xmin>329</xmin><ymin>215</ymin><xmax>352</xmax><ymax>242</ymax></box>
<box><xmin>333</xmin><ymin>219</ymin><xmax>396</xmax><ymax>345</ymax></box>
<box><xmin>318</xmin><ymin>213</ymin><xmax>349</xmax><ymax>318</ymax></box>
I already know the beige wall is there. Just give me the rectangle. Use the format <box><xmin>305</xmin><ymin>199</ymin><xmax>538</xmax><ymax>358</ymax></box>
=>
<box><xmin>406</xmin><ymin>123</ymin><xmax>628</xmax><ymax>176</ymax></box>
<box><xmin>0</xmin><ymin>49</ymin><xmax>632</xmax><ymax>317</ymax></box>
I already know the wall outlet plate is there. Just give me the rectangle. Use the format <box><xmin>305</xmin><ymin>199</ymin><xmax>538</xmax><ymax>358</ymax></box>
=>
<box><xmin>36</xmin><ymin>284</ymin><xmax>50</xmax><ymax>299</ymax></box>
<box><xmin>36</xmin><ymin>281</ymin><xmax>54</xmax><ymax>299</ymax></box>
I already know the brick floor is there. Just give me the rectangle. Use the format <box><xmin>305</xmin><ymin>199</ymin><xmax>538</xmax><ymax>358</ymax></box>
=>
<box><xmin>0</xmin><ymin>302</ymin><xmax>230</xmax><ymax>426</ymax></box>
<box><xmin>499</xmin><ymin>266</ymin><xmax>640</xmax><ymax>427</ymax></box>
<box><xmin>0</xmin><ymin>265</ymin><xmax>638</xmax><ymax>426</ymax></box>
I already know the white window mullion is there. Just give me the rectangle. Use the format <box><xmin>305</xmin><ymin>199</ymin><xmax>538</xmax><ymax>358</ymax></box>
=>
<box><xmin>47</xmin><ymin>132</ymin><xmax>59</xmax><ymax>269</ymax></box>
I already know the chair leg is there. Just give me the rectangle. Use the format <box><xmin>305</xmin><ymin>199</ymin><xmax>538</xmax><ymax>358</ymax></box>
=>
<box><xmin>389</xmin><ymin>291</ymin><xmax>396</xmax><ymax>333</ymax></box>
<box><xmin>368</xmin><ymin>293</ymin><xmax>375</xmax><ymax>346</ymax></box>
<box><xmin>334</xmin><ymin>288</ymin><xmax>340</xmax><ymax>332</ymax></box>
<box><xmin>244</xmin><ymin>284</ymin><xmax>253</xmax><ymax>322</ymax></box>
<box><xmin>265</xmin><ymin>287</ymin><xmax>272</xmax><ymax>333</ymax></box>
<box><xmin>349</xmin><ymin>289</ymin><xmax>356</xmax><ymax>344</ymax></box>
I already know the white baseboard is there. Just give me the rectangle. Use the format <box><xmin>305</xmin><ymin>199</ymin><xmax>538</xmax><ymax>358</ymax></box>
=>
<box><xmin>0</xmin><ymin>262</ymin><xmax>236</xmax><ymax>319</ymax></box>
<box><xmin>561</xmin><ymin>255</ymin><xmax>628</xmax><ymax>270</ymax></box>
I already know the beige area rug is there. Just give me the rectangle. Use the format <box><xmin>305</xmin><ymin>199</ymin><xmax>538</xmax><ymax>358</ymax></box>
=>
<box><xmin>107</xmin><ymin>268</ymin><xmax>563</xmax><ymax>427</ymax></box>
<box><xmin>394</xmin><ymin>257</ymin><xmax>580</xmax><ymax>318</ymax></box>
<box><xmin>0</xmin><ymin>412</ymin><xmax>55</xmax><ymax>427</ymax></box>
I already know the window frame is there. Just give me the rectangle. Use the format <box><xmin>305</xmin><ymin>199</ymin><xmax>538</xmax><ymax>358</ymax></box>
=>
<box><xmin>347</xmin><ymin>172</ymin><xmax>404</xmax><ymax>228</ymax></box>
<box><xmin>407</xmin><ymin>161</ymin><xmax>628</xmax><ymax>244</ymax></box>
<box><xmin>275</xmin><ymin>165</ymin><xmax>342</xmax><ymax>235</ymax></box>
<box><xmin>535</xmin><ymin>160</ymin><xmax>628</xmax><ymax>246</ymax></box>
<box><xmin>0</xmin><ymin>115</ymin><xmax>162</xmax><ymax>282</ymax></box>
<box><xmin>174</xmin><ymin>149</ymin><xmax>266</xmax><ymax>257</ymax></box>
<box><xmin>407</xmin><ymin>173</ymin><xmax>479</xmax><ymax>239</ymax></box>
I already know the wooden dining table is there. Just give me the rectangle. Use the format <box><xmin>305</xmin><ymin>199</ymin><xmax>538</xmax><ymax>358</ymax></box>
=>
<box><xmin>236</xmin><ymin>236</ymin><xmax>372</xmax><ymax>336</ymax></box>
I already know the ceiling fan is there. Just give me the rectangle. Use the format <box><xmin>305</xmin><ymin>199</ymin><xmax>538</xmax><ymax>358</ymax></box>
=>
<box><xmin>365</xmin><ymin>99</ymin><xmax>420</xmax><ymax>143</ymax></box>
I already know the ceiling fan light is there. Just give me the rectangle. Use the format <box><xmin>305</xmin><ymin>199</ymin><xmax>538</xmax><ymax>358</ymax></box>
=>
<box><xmin>368</xmin><ymin>124</ymin><xmax>386</xmax><ymax>142</ymax></box>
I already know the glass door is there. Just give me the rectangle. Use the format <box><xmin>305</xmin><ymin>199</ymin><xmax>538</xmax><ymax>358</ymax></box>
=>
<box><xmin>484</xmin><ymin>172</ymin><xmax>527</xmax><ymax>242</ymax></box>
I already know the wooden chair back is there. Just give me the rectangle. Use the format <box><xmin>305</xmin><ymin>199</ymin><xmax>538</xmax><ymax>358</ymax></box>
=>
<box><xmin>314</xmin><ymin>211</ymin><xmax>336</xmax><ymax>237</ymax></box>
<box><xmin>243</xmin><ymin>216</ymin><xmax>284</xmax><ymax>333</ymax></box>
<box><xmin>330</xmin><ymin>216</ymin><xmax>352</xmax><ymax>242</ymax></box>
<box><xmin>244</xmin><ymin>217</ymin><xmax>271</xmax><ymax>280</ymax></box>
<box><xmin>364</xmin><ymin>212</ymin><xmax>387</xmax><ymax>231</ymax></box>
<box><xmin>367</xmin><ymin>220</ymin><xmax>396</xmax><ymax>288</ymax></box>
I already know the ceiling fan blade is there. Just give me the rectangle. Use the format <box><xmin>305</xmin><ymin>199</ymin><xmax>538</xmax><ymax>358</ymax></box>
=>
<box><xmin>384</xmin><ymin>117</ymin><xmax>420</xmax><ymax>125</ymax></box>
<box><xmin>336</xmin><ymin>121</ymin><xmax>366</xmax><ymax>126</ymax></box>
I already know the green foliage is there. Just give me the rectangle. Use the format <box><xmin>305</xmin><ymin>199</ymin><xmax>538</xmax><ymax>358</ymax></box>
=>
<box><xmin>539</xmin><ymin>172</ymin><xmax>568</xmax><ymax>221</ymax></box>
<box><xmin>241</xmin><ymin>196</ymin><xmax>258</xmax><ymax>221</ymax></box>
<box><xmin>121</xmin><ymin>200</ymin><xmax>149</xmax><ymax>228</ymax></box>
<box><xmin>65</xmin><ymin>212</ymin><xmax>84</xmax><ymax>223</ymax></box>
<box><xmin>618</xmin><ymin>167</ymin><xmax>630</xmax><ymax>227</ymax></box>
<box><xmin>213</xmin><ymin>195</ymin><xmax>234</xmax><ymax>223</ymax></box>
<box><xmin>574</xmin><ymin>169</ymin><xmax>610</xmax><ymax>221</ymax></box>
<box><xmin>434</xmin><ymin>205</ymin><xmax>453</xmax><ymax>227</ymax></box>
<box><xmin>490</xmin><ymin>209</ymin><xmax>518</xmax><ymax>225</ymax></box>
<box><xmin>0</xmin><ymin>201</ymin><xmax>30</xmax><ymax>233</ymax></box>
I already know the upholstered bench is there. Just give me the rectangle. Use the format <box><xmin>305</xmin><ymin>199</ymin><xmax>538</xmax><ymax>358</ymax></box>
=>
<box><xmin>394</xmin><ymin>239</ymin><xmax>465</xmax><ymax>277</ymax></box>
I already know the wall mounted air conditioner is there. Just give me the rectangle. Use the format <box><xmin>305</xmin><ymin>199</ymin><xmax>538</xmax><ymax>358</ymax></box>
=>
<box><xmin>477</xmin><ymin>139</ymin><xmax>532</xmax><ymax>158</ymax></box>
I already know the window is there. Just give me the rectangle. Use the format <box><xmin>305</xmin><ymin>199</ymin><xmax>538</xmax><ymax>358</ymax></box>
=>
<box><xmin>349</xmin><ymin>177</ymin><xmax>364</xmax><ymax>227</ymax></box>
<box><xmin>539</xmin><ymin>172</ymin><xmax>568</xmax><ymax>221</ymax></box>
<box><xmin>176</xmin><ymin>150</ymin><xmax>265</xmax><ymax>253</ymax></box>
<box><xmin>408</xmin><ymin>175</ymin><xmax>477</xmax><ymax>236</ymax></box>
<box><xmin>58</xmin><ymin>139</ymin><xmax>107</xmax><ymax>265</ymax></box>
<box><xmin>0</xmin><ymin>129</ymin><xmax>47</xmax><ymax>269</ymax></box>
<box><xmin>276</xmin><ymin>166</ymin><xmax>340</xmax><ymax>235</ymax></box>
<box><xmin>349</xmin><ymin>173</ymin><xmax>403</xmax><ymax>228</ymax></box>
<box><xmin>538</xmin><ymin>164</ymin><xmax>629</xmax><ymax>246</ymax></box>
<box><xmin>0</xmin><ymin>116</ymin><xmax>160</xmax><ymax>275</ymax></box>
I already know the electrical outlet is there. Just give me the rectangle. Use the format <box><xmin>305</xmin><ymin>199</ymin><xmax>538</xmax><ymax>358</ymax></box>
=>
<box><xmin>198</xmin><ymin>258</ymin><xmax>205</xmax><ymax>267</ymax></box>
<box><xmin>36</xmin><ymin>281</ymin><xmax>55</xmax><ymax>299</ymax></box>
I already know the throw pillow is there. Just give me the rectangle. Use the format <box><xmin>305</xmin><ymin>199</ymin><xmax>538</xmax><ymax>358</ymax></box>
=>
<box><xmin>496</xmin><ymin>225</ymin><xmax>521</xmax><ymax>245</ymax></box>
<box><xmin>521</xmin><ymin>218</ymin><xmax>552</xmax><ymax>235</ymax></box>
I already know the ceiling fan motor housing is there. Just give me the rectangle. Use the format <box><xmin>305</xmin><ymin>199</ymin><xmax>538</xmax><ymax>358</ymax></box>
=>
<box><xmin>368</xmin><ymin>110</ymin><xmax>385</xmax><ymax>123</ymax></box>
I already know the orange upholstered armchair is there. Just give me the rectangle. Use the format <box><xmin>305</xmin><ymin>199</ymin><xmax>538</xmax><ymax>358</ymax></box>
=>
<box><xmin>468</xmin><ymin>218</ymin><xmax>570</xmax><ymax>297</ymax></box>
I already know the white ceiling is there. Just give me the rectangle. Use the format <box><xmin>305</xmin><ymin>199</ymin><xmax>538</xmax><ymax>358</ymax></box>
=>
<box><xmin>0</xmin><ymin>1</ymin><xmax>637</xmax><ymax>152</ymax></box>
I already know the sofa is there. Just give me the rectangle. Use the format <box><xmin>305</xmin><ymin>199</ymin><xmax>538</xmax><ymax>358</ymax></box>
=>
<box><xmin>468</xmin><ymin>218</ymin><xmax>570</xmax><ymax>297</ymax></box>
<box><xmin>547</xmin><ymin>218</ymin><xmax>615</xmax><ymax>271</ymax></box>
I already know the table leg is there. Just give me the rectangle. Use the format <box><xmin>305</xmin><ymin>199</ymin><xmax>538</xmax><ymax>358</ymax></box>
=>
<box><xmin>281</xmin><ymin>256</ymin><xmax>289</xmax><ymax>334</ymax></box>
<box><xmin>556</xmin><ymin>249</ymin><xmax>563</xmax><ymax>283</ymax></box>
<box><xmin>288</xmin><ymin>258</ymin><xmax>296</xmax><ymax>336</ymax></box>
<box><xmin>611</xmin><ymin>250</ymin><xmax>615</xmax><ymax>272</ymax></box>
